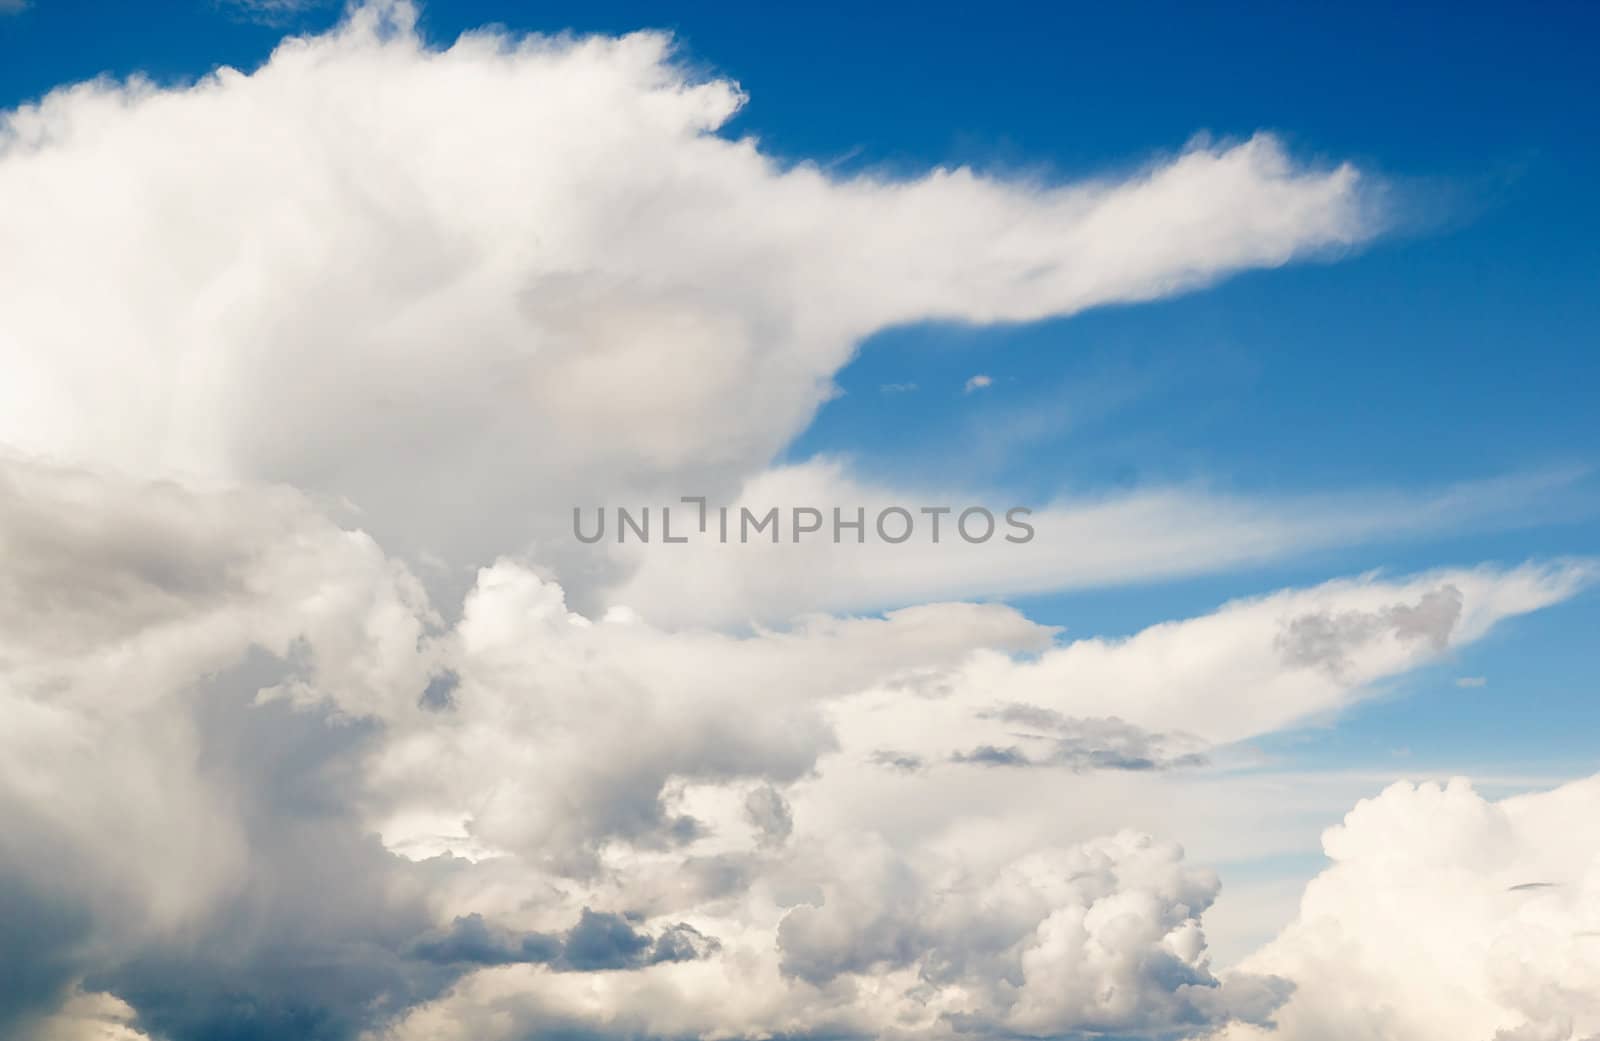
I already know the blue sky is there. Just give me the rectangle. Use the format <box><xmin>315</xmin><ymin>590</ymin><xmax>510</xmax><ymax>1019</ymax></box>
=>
<box><xmin>3</xmin><ymin>0</ymin><xmax>1594</xmax><ymax>780</ymax></box>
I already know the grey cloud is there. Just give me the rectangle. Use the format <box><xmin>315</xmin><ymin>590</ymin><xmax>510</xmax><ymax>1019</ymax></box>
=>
<box><xmin>956</xmin><ymin>709</ymin><xmax>1210</xmax><ymax>772</ymax></box>
<box><xmin>0</xmin><ymin>465</ymin><xmax>458</xmax><ymax>1041</ymax></box>
<box><xmin>1277</xmin><ymin>585</ymin><xmax>1464</xmax><ymax>673</ymax></box>
<box><xmin>562</xmin><ymin>909</ymin><xmax>718</xmax><ymax>971</ymax></box>
<box><xmin>0</xmin><ymin>882</ymin><xmax>93</xmax><ymax>1037</ymax></box>
<box><xmin>952</xmin><ymin>744</ymin><xmax>1032</xmax><ymax>767</ymax></box>
<box><xmin>869</xmin><ymin>750</ymin><xmax>925</xmax><ymax>772</ymax></box>
<box><xmin>408</xmin><ymin>914</ymin><xmax>563</xmax><ymax>968</ymax></box>
<box><xmin>744</xmin><ymin>785</ymin><xmax>794</xmax><ymax>845</ymax></box>
<box><xmin>419</xmin><ymin>669</ymin><xmax>460</xmax><ymax>711</ymax></box>
<box><xmin>78</xmin><ymin>679</ymin><xmax>471</xmax><ymax>1041</ymax></box>
<box><xmin>561</xmin><ymin>909</ymin><xmax>653</xmax><ymax>971</ymax></box>
<box><xmin>410</xmin><ymin>909</ymin><xmax>717</xmax><ymax>972</ymax></box>
<box><xmin>0</xmin><ymin>457</ymin><xmax>298</xmax><ymax>651</ymax></box>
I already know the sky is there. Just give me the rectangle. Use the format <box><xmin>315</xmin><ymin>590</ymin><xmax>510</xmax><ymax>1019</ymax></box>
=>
<box><xmin>0</xmin><ymin>2</ymin><xmax>1598</xmax><ymax>1041</ymax></box>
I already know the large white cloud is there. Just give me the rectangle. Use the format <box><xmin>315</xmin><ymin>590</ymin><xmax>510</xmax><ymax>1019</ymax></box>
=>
<box><xmin>0</xmin><ymin>0</ymin><xmax>1387</xmax><ymax>612</ymax></box>
<box><xmin>1213</xmin><ymin>775</ymin><xmax>1600</xmax><ymax>1041</ymax></box>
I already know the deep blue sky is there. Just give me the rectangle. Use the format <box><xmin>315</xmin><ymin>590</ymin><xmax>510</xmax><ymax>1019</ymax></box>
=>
<box><xmin>2</xmin><ymin>0</ymin><xmax>1596</xmax><ymax>774</ymax></box>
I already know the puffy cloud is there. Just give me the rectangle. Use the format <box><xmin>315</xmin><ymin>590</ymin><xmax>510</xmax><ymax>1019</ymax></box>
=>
<box><xmin>0</xmin><ymin>0</ymin><xmax>1382</xmax><ymax>607</ymax></box>
<box><xmin>1214</xmin><ymin>775</ymin><xmax>1600</xmax><ymax>1041</ymax></box>
<box><xmin>773</xmin><ymin>831</ymin><xmax>1289</xmax><ymax>1035</ymax></box>
<box><xmin>380</xmin><ymin>831</ymin><xmax>1290</xmax><ymax>1041</ymax></box>
<box><xmin>4</xmin><ymin>452</ymin><xmax>1587</xmax><ymax>1040</ymax></box>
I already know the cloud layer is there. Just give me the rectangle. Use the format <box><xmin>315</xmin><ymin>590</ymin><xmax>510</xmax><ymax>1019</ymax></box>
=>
<box><xmin>0</xmin><ymin>451</ymin><xmax>1590</xmax><ymax>1040</ymax></box>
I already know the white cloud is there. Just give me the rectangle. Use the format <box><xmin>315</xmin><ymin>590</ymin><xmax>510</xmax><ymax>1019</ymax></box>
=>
<box><xmin>1458</xmin><ymin>675</ymin><xmax>1489</xmax><ymax>687</ymax></box>
<box><xmin>0</xmin><ymin>1</ymin><xmax>1382</xmax><ymax>598</ymax></box>
<box><xmin>964</xmin><ymin>373</ymin><xmax>994</xmax><ymax>393</ymax></box>
<box><xmin>602</xmin><ymin>459</ymin><xmax>1586</xmax><ymax>626</ymax></box>
<box><xmin>1213</xmin><ymin>775</ymin><xmax>1600</xmax><ymax>1041</ymax></box>
<box><xmin>3</xmin><ymin>452</ymin><xmax>1590</xmax><ymax>1040</ymax></box>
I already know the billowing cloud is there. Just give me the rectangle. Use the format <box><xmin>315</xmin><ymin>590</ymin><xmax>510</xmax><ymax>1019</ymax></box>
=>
<box><xmin>1213</xmin><ymin>775</ymin><xmax>1600</xmax><ymax>1041</ymax></box>
<box><xmin>380</xmin><ymin>832</ymin><xmax>1292</xmax><ymax>1041</ymax></box>
<box><xmin>1</xmin><ymin>452</ymin><xmax>1589</xmax><ymax>1040</ymax></box>
<box><xmin>0</xmin><ymin>0</ymin><xmax>1383</xmax><ymax>609</ymax></box>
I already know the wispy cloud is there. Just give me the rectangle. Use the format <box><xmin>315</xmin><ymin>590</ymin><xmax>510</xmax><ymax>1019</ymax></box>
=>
<box><xmin>214</xmin><ymin>0</ymin><xmax>331</xmax><ymax>25</ymax></box>
<box><xmin>964</xmin><ymin>373</ymin><xmax>994</xmax><ymax>393</ymax></box>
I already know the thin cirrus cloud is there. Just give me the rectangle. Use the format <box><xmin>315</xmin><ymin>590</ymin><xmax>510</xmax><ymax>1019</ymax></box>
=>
<box><xmin>215</xmin><ymin>0</ymin><xmax>333</xmax><ymax>24</ymax></box>
<box><xmin>601</xmin><ymin>458</ymin><xmax>1588</xmax><ymax>627</ymax></box>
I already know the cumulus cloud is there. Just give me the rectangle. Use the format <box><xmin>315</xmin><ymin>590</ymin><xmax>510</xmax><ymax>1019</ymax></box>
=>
<box><xmin>381</xmin><ymin>832</ymin><xmax>1292</xmax><ymax>1041</ymax></box>
<box><xmin>1214</xmin><ymin>775</ymin><xmax>1600</xmax><ymax>1041</ymax></box>
<box><xmin>0</xmin><ymin>0</ymin><xmax>1384</xmax><ymax>610</ymax></box>
<box><xmin>770</xmin><ymin>832</ymin><xmax>1289</xmax><ymax>1036</ymax></box>
<box><xmin>2</xmin><ymin>452</ymin><xmax>1587</xmax><ymax>1040</ymax></box>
